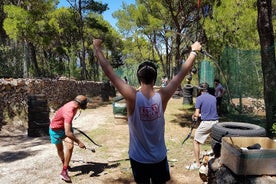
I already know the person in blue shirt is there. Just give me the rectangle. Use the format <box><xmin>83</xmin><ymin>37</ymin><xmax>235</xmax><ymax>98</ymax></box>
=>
<box><xmin>187</xmin><ymin>82</ymin><xmax>219</xmax><ymax>170</ymax></box>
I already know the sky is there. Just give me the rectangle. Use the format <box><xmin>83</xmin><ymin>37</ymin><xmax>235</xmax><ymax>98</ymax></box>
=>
<box><xmin>58</xmin><ymin>0</ymin><xmax>135</xmax><ymax>29</ymax></box>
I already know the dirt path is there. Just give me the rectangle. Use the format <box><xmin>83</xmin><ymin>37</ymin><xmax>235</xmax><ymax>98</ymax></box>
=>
<box><xmin>0</xmin><ymin>98</ymin><xmax>202</xmax><ymax>184</ymax></box>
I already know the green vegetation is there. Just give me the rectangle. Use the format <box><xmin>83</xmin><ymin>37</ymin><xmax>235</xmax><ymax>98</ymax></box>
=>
<box><xmin>0</xmin><ymin>0</ymin><xmax>274</xmax><ymax>81</ymax></box>
<box><xmin>0</xmin><ymin>0</ymin><xmax>275</xmax><ymax>136</ymax></box>
<box><xmin>273</xmin><ymin>123</ymin><xmax>276</xmax><ymax>134</ymax></box>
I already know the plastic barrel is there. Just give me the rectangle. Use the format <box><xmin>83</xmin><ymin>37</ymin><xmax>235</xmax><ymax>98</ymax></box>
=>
<box><xmin>28</xmin><ymin>94</ymin><xmax>50</xmax><ymax>137</ymax></box>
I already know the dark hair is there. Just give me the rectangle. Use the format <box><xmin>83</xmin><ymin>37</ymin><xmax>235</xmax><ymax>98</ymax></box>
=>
<box><xmin>198</xmin><ymin>82</ymin><xmax>209</xmax><ymax>92</ymax></box>
<box><xmin>214</xmin><ymin>79</ymin><xmax>220</xmax><ymax>83</ymax></box>
<box><xmin>75</xmin><ymin>97</ymin><xmax>88</xmax><ymax>109</ymax></box>
<box><xmin>137</xmin><ymin>61</ymin><xmax>157</xmax><ymax>84</ymax></box>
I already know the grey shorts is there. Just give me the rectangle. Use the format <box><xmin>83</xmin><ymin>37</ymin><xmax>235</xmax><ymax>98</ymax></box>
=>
<box><xmin>194</xmin><ymin>120</ymin><xmax>218</xmax><ymax>144</ymax></box>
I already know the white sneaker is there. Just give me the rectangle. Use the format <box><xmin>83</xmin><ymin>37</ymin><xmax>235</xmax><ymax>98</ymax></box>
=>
<box><xmin>186</xmin><ymin>162</ymin><xmax>200</xmax><ymax>170</ymax></box>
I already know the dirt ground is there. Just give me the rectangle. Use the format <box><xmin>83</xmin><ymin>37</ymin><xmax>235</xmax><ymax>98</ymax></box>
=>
<box><xmin>0</xmin><ymin>97</ymin><xmax>206</xmax><ymax>184</ymax></box>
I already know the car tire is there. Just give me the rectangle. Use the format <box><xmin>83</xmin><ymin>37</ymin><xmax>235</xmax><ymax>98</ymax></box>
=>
<box><xmin>211</xmin><ymin>122</ymin><xmax>266</xmax><ymax>142</ymax></box>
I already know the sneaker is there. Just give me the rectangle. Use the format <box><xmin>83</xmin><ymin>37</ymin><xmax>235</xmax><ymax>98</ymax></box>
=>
<box><xmin>67</xmin><ymin>165</ymin><xmax>72</xmax><ymax>171</ymax></box>
<box><xmin>60</xmin><ymin>169</ymin><xmax>71</xmax><ymax>182</ymax></box>
<box><xmin>186</xmin><ymin>162</ymin><xmax>200</xmax><ymax>170</ymax></box>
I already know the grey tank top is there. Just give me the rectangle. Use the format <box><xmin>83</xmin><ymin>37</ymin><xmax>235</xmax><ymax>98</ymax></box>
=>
<box><xmin>128</xmin><ymin>91</ymin><xmax>167</xmax><ymax>163</ymax></box>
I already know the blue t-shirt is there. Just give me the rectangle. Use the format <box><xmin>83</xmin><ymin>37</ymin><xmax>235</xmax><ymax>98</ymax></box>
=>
<box><xmin>195</xmin><ymin>92</ymin><xmax>218</xmax><ymax>121</ymax></box>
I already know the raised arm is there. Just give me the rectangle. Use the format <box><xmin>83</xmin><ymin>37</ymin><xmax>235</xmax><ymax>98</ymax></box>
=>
<box><xmin>159</xmin><ymin>42</ymin><xmax>202</xmax><ymax>107</ymax></box>
<box><xmin>93</xmin><ymin>39</ymin><xmax>136</xmax><ymax>102</ymax></box>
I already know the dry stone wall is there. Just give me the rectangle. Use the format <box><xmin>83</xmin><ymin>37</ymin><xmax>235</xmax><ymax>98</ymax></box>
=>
<box><xmin>0</xmin><ymin>78</ymin><xmax>102</xmax><ymax>128</ymax></box>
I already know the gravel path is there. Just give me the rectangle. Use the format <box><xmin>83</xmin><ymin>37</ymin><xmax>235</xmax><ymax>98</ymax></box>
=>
<box><xmin>0</xmin><ymin>105</ymin><xmax>117</xmax><ymax>184</ymax></box>
<box><xmin>0</xmin><ymin>99</ymin><xmax>202</xmax><ymax>184</ymax></box>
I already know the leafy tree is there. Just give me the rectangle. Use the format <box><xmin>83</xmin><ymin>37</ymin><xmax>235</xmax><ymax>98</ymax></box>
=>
<box><xmin>3</xmin><ymin>4</ymin><xmax>31</xmax><ymax>77</ymax></box>
<box><xmin>85</xmin><ymin>12</ymin><xmax>124</xmax><ymax>80</ymax></box>
<box><xmin>113</xmin><ymin>3</ymin><xmax>154</xmax><ymax>63</ymax></box>
<box><xmin>0</xmin><ymin>1</ymin><xmax>8</xmax><ymax>45</ymax></box>
<box><xmin>2</xmin><ymin>0</ymin><xmax>118</xmax><ymax>80</ymax></box>
<box><xmin>203</xmin><ymin>0</ymin><xmax>259</xmax><ymax>57</ymax></box>
<box><xmin>3</xmin><ymin>0</ymin><xmax>58</xmax><ymax>77</ymax></box>
<box><xmin>64</xmin><ymin>0</ymin><xmax>108</xmax><ymax>80</ymax></box>
<box><xmin>45</xmin><ymin>7</ymin><xmax>80</xmax><ymax>78</ymax></box>
<box><xmin>273</xmin><ymin>0</ymin><xmax>276</xmax><ymax>35</ymax></box>
<box><xmin>114</xmin><ymin>0</ymin><xmax>202</xmax><ymax>79</ymax></box>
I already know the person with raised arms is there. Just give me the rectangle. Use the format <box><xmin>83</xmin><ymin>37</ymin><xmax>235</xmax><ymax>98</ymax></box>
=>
<box><xmin>93</xmin><ymin>39</ymin><xmax>201</xmax><ymax>183</ymax></box>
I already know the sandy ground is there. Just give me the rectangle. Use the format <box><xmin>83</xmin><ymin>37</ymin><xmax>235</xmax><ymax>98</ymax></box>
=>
<box><xmin>0</xmin><ymin>98</ymin><xmax>203</xmax><ymax>184</ymax></box>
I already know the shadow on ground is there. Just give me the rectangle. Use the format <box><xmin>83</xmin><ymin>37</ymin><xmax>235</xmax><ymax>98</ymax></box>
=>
<box><xmin>0</xmin><ymin>135</ymin><xmax>50</xmax><ymax>163</ymax></box>
<box><xmin>170</xmin><ymin>106</ymin><xmax>198</xmax><ymax>129</ymax></box>
<box><xmin>70</xmin><ymin>161</ymin><xmax>120</xmax><ymax>177</ymax></box>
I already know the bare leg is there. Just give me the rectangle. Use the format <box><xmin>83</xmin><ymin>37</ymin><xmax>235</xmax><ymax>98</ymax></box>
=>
<box><xmin>63</xmin><ymin>137</ymin><xmax>74</xmax><ymax>168</ymax></box>
<box><xmin>58</xmin><ymin>138</ymin><xmax>73</xmax><ymax>182</ymax></box>
<box><xmin>193</xmin><ymin>139</ymin><xmax>201</xmax><ymax>167</ymax></box>
<box><xmin>55</xmin><ymin>142</ymin><xmax>64</xmax><ymax>163</ymax></box>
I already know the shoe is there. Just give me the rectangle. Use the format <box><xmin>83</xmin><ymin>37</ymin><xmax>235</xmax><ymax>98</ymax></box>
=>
<box><xmin>67</xmin><ymin>165</ymin><xmax>72</xmax><ymax>171</ymax></box>
<box><xmin>186</xmin><ymin>162</ymin><xmax>200</xmax><ymax>170</ymax></box>
<box><xmin>61</xmin><ymin>160</ymin><xmax>72</xmax><ymax>171</ymax></box>
<box><xmin>60</xmin><ymin>169</ymin><xmax>71</xmax><ymax>182</ymax></box>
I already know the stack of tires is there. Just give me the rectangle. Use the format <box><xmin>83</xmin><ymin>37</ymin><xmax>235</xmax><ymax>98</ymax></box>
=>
<box><xmin>28</xmin><ymin>94</ymin><xmax>50</xmax><ymax>137</ymax></box>
<box><xmin>101</xmin><ymin>81</ymin><xmax>116</xmax><ymax>102</ymax></box>
<box><xmin>211</xmin><ymin>122</ymin><xmax>266</xmax><ymax>157</ymax></box>
<box><xmin>183</xmin><ymin>84</ymin><xmax>194</xmax><ymax>105</ymax></box>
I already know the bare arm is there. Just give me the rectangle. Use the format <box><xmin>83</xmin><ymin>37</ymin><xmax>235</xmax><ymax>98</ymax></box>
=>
<box><xmin>159</xmin><ymin>42</ymin><xmax>202</xmax><ymax>109</ymax></box>
<box><xmin>192</xmin><ymin>109</ymin><xmax>200</xmax><ymax>121</ymax></box>
<box><xmin>64</xmin><ymin>123</ymin><xmax>85</xmax><ymax>148</ymax></box>
<box><xmin>93</xmin><ymin>39</ymin><xmax>136</xmax><ymax>114</ymax></box>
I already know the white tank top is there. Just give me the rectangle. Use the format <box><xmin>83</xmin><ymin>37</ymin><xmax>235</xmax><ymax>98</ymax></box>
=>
<box><xmin>128</xmin><ymin>91</ymin><xmax>167</xmax><ymax>163</ymax></box>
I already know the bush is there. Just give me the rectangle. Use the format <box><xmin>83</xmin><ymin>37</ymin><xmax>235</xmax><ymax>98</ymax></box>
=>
<box><xmin>272</xmin><ymin>123</ymin><xmax>276</xmax><ymax>134</ymax></box>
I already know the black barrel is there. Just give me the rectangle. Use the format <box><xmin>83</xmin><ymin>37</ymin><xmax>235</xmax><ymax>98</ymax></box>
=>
<box><xmin>28</xmin><ymin>94</ymin><xmax>50</xmax><ymax>137</ymax></box>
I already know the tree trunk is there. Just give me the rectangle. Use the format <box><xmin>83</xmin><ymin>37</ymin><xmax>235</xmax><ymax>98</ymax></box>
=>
<box><xmin>23</xmin><ymin>40</ymin><xmax>29</xmax><ymax>78</ymax></box>
<box><xmin>0</xmin><ymin>1</ymin><xmax>7</xmax><ymax>45</ymax></box>
<box><xmin>257</xmin><ymin>0</ymin><xmax>276</xmax><ymax>137</ymax></box>
<box><xmin>80</xmin><ymin>38</ymin><xmax>87</xmax><ymax>79</ymax></box>
<box><xmin>28</xmin><ymin>42</ymin><xmax>40</xmax><ymax>77</ymax></box>
<box><xmin>78</xmin><ymin>0</ymin><xmax>87</xmax><ymax>80</ymax></box>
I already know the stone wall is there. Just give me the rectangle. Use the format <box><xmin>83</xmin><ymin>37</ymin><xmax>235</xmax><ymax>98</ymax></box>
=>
<box><xmin>0</xmin><ymin>78</ymin><xmax>103</xmax><ymax>128</ymax></box>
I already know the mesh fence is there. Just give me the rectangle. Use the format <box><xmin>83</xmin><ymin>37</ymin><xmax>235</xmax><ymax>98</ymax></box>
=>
<box><xmin>216</xmin><ymin>46</ymin><xmax>267</xmax><ymax>115</ymax></box>
<box><xmin>114</xmin><ymin>64</ymin><xmax>139</xmax><ymax>87</ymax></box>
<box><xmin>114</xmin><ymin>63</ymin><xmax>165</xmax><ymax>88</ymax></box>
<box><xmin>199</xmin><ymin>60</ymin><xmax>215</xmax><ymax>88</ymax></box>
<box><xmin>113</xmin><ymin>45</ymin><xmax>276</xmax><ymax>116</ymax></box>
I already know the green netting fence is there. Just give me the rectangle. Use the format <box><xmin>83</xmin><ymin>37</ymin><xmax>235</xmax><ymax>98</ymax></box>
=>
<box><xmin>197</xmin><ymin>45</ymin><xmax>276</xmax><ymax>115</ymax></box>
<box><xmin>114</xmin><ymin>64</ymin><xmax>139</xmax><ymax>87</ymax></box>
<box><xmin>110</xmin><ymin>45</ymin><xmax>275</xmax><ymax>116</ymax></box>
<box><xmin>213</xmin><ymin>46</ymin><xmax>267</xmax><ymax>115</ymax></box>
<box><xmin>199</xmin><ymin>60</ymin><xmax>215</xmax><ymax>88</ymax></box>
<box><xmin>114</xmin><ymin>63</ymin><xmax>165</xmax><ymax>88</ymax></box>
